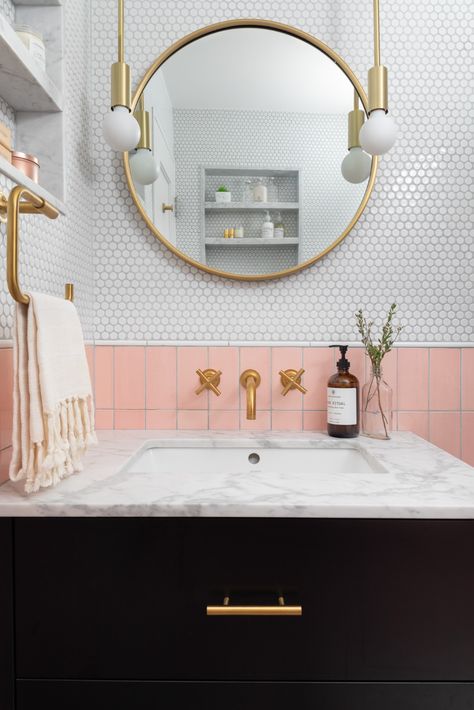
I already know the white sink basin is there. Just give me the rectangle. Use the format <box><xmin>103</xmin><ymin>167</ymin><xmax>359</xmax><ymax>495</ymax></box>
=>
<box><xmin>123</xmin><ymin>444</ymin><xmax>385</xmax><ymax>475</ymax></box>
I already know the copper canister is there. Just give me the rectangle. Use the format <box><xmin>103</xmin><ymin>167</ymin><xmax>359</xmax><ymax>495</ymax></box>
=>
<box><xmin>11</xmin><ymin>151</ymin><xmax>40</xmax><ymax>183</ymax></box>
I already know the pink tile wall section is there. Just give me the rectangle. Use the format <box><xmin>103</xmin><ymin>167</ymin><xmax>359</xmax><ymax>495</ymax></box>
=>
<box><xmin>92</xmin><ymin>346</ymin><xmax>474</xmax><ymax>467</ymax></box>
<box><xmin>1</xmin><ymin>346</ymin><xmax>474</xmax><ymax>480</ymax></box>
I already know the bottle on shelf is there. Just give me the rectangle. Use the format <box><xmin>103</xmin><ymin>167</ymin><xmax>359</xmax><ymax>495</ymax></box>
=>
<box><xmin>274</xmin><ymin>212</ymin><xmax>285</xmax><ymax>239</ymax></box>
<box><xmin>261</xmin><ymin>211</ymin><xmax>274</xmax><ymax>239</ymax></box>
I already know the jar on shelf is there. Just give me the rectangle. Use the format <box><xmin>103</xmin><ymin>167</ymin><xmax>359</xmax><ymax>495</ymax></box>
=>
<box><xmin>15</xmin><ymin>25</ymin><xmax>46</xmax><ymax>70</ymax></box>
<box><xmin>253</xmin><ymin>179</ymin><xmax>267</xmax><ymax>202</ymax></box>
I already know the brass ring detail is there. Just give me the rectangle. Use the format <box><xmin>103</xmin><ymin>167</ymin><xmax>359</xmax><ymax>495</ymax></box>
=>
<box><xmin>124</xmin><ymin>18</ymin><xmax>378</xmax><ymax>281</ymax></box>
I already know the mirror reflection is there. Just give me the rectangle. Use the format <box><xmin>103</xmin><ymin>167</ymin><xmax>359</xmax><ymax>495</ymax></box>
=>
<box><xmin>128</xmin><ymin>26</ymin><xmax>374</xmax><ymax>279</ymax></box>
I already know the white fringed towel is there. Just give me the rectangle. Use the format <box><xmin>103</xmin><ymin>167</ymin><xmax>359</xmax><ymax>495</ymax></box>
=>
<box><xmin>9</xmin><ymin>293</ymin><xmax>97</xmax><ymax>493</ymax></box>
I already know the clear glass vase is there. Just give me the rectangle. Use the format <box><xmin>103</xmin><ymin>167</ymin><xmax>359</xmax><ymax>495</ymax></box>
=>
<box><xmin>362</xmin><ymin>365</ymin><xmax>393</xmax><ymax>439</ymax></box>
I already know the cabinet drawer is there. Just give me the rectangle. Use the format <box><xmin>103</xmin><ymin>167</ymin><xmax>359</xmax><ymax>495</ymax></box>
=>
<box><xmin>14</xmin><ymin>519</ymin><xmax>474</xmax><ymax>682</ymax></box>
<box><xmin>16</xmin><ymin>680</ymin><xmax>474</xmax><ymax>710</ymax></box>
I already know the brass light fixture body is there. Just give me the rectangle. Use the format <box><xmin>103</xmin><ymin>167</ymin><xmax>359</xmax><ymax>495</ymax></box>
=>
<box><xmin>348</xmin><ymin>91</ymin><xmax>365</xmax><ymax>149</ymax></box>
<box><xmin>110</xmin><ymin>0</ymin><xmax>132</xmax><ymax>111</ymax></box>
<box><xmin>134</xmin><ymin>95</ymin><xmax>152</xmax><ymax>150</ymax></box>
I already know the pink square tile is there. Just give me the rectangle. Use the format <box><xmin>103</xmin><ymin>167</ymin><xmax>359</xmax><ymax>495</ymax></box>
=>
<box><xmin>95</xmin><ymin>346</ymin><xmax>114</xmax><ymax>409</ymax></box>
<box><xmin>0</xmin><ymin>446</ymin><xmax>11</xmax><ymax>485</ymax></box>
<box><xmin>209</xmin><ymin>410</ymin><xmax>240</xmax><ymax>430</ymax></box>
<box><xmin>0</xmin><ymin>348</ymin><xmax>13</xmax><ymax>450</ymax></box>
<box><xmin>461</xmin><ymin>412</ymin><xmax>474</xmax><ymax>466</ymax></box>
<box><xmin>146</xmin><ymin>347</ymin><xmax>176</xmax><ymax>409</ymax></box>
<box><xmin>239</xmin><ymin>347</ymin><xmax>271</xmax><ymax>410</ymax></box>
<box><xmin>398</xmin><ymin>411</ymin><xmax>429</xmax><ymax>441</ymax></box>
<box><xmin>115</xmin><ymin>410</ymin><xmax>145</xmax><ymax>430</ymax></box>
<box><xmin>95</xmin><ymin>409</ymin><xmax>114</xmax><ymax>430</ymax></box>
<box><xmin>115</xmin><ymin>347</ymin><xmax>145</xmax><ymax>409</ymax></box>
<box><xmin>429</xmin><ymin>348</ymin><xmax>460</xmax><ymax>411</ymax></box>
<box><xmin>147</xmin><ymin>410</ymin><xmax>177</xmax><ymax>429</ymax></box>
<box><xmin>303</xmin><ymin>347</ymin><xmax>334</xmax><ymax>410</ymax></box>
<box><xmin>461</xmin><ymin>349</ymin><xmax>474</xmax><ymax>410</ymax></box>
<box><xmin>272</xmin><ymin>410</ymin><xmax>303</xmax><ymax>431</ymax></box>
<box><xmin>178</xmin><ymin>410</ymin><xmax>208</xmax><ymax>430</ymax></box>
<box><xmin>178</xmin><ymin>347</ymin><xmax>208</xmax><ymax>410</ymax></box>
<box><xmin>209</xmin><ymin>347</ymin><xmax>239</xmax><ymax>411</ymax></box>
<box><xmin>429</xmin><ymin>412</ymin><xmax>461</xmax><ymax>458</ymax></box>
<box><xmin>303</xmin><ymin>411</ymin><xmax>326</xmax><ymax>431</ymax></box>
<box><xmin>272</xmin><ymin>347</ymin><xmax>303</xmax><ymax>411</ymax></box>
<box><xmin>85</xmin><ymin>345</ymin><xmax>94</xmax><ymax>384</ymax></box>
<box><xmin>240</xmin><ymin>410</ymin><xmax>271</xmax><ymax>431</ymax></box>
<box><xmin>346</xmin><ymin>347</ymin><xmax>365</xmax><ymax>389</ymax></box>
<box><xmin>398</xmin><ymin>348</ymin><xmax>429</xmax><ymax>411</ymax></box>
<box><xmin>365</xmin><ymin>349</ymin><xmax>398</xmax><ymax>411</ymax></box>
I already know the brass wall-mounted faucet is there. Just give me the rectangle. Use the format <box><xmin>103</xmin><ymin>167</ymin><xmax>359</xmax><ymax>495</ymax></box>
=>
<box><xmin>240</xmin><ymin>369</ymin><xmax>261</xmax><ymax>420</ymax></box>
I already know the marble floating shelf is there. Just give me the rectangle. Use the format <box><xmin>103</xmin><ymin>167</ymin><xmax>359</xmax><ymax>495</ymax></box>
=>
<box><xmin>0</xmin><ymin>156</ymin><xmax>66</xmax><ymax>214</ymax></box>
<box><xmin>0</xmin><ymin>13</ymin><xmax>63</xmax><ymax>112</ymax></box>
<box><xmin>205</xmin><ymin>238</ymin><xmax>299</xmax><ymax>246</ymax></box>
<box><xmin>13</xmin><ymin>0</ymin><xmax>61</xmax><ymax>4</ymax></box>
<box><xmin>205</xmin><ymin>202</ymin><xmax>299</xmax><ymax>211</ymax></box>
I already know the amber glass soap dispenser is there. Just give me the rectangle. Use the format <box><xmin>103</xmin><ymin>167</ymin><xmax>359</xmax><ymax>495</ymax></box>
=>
<box><xmin>327</xmin><ymin>345</ymin><xmax>359</xmax><ymax>438</ymax></box>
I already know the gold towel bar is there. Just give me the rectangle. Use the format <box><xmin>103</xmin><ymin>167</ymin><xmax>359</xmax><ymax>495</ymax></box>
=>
<box><xmin>0</xmin><ymin>186</ymin><xmax>73</xmax><ymax>305</ymax></box>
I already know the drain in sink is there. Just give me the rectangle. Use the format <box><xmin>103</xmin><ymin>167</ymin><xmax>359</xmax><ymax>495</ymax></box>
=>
<box><xmin>248</xmin><ymin>453</ymin><xmax>260</xmax><ymax>465</ymax></box>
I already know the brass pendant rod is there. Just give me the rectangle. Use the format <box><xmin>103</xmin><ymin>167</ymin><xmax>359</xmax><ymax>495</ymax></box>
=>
<box><xmin>373</xmin><ymin>0</ymin><xmax>381</xmax><ymax>66</ymax></box>
<box><xmin>353</xmin><ymin>89</ymin><xmax>359</xmax><ymax>112</ymax></box>
<box><xmin>118</xmin><ymin>0</ymin><xmax>124</xmax><ymax>63</ymax></box>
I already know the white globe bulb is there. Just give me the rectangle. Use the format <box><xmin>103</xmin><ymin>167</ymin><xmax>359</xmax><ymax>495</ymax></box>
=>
<box><xmin>341</xmin><ymin>147</ymin><xmax>372</xmax><ymax>183</ymax></box>
<box><xmin>359</xmin><ymin>109</ymin><xmax>397</xmax><ymax>155</ymax></box>
<box><xmin>130</xmin><ymin>148</ymin><xmax>160</xmax><ymax>185</ymax></box>
<box><xmin>103</xmin><ymin>106</ymin><xmax>141</xmax><ymax>152</ymax></box>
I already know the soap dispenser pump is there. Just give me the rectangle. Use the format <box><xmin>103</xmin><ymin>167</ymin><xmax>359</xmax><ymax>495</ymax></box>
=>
<box><xmin>327</xmin><ymin>345</ymin><xmax>359</xmax><ymax>438</ymax></box>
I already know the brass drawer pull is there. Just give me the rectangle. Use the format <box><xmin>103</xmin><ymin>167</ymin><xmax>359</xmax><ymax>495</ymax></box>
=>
<box><xmin>207</xmin><ymin>595</ymin><xmax>302</xmax><ymax>616</ymax></box>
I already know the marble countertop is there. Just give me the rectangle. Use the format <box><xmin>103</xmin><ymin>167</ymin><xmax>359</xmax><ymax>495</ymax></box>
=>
<box><xmin>0</xmin><ymin>430</ymin><xmax>473</xmax><ymax>518</ymax></box>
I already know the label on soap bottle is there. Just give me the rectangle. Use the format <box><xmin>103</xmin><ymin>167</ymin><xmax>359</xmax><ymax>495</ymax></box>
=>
<box><xmin>327</xmin><ymin>387</ymin><xmax>357</xmax><ymax>425</ymax></box>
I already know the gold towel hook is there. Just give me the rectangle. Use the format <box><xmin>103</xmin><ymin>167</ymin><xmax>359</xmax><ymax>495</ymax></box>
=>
<box><xmin>0</xmin><ymin>186</ymin><xmax>73</xmax><ymax>304</ymax></box>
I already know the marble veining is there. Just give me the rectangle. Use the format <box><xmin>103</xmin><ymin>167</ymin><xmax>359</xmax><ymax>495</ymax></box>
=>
<box><xmin>0</xmin><ymin>431</ymin><xmax>473</xmax><ymax>518</ymax></box>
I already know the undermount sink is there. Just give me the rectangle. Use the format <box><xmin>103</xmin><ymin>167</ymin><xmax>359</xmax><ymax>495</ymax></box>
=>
<box><xmin>123</xmin><ymin>443</ymin><xmax>385</xmax><ymax>475</ymax></box>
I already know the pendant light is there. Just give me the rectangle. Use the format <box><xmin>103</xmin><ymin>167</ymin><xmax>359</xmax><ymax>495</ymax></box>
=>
<box><xmin>341</xmin><ymin>91</ymin><xmax>372</xmax><ymax>183</ymax></box>
<box><xmin>359</xmin><ymin>0</ymin><xmax>397</xmax><ymax>155</ymax></box>
<box><xmin>129</xmin><ymin>95</ymin><xmax>160</xmax><ymax>185</ymax></box>
<box><xmin>103</xmin><ymin>0</ymin><xmax>140</xmax><ymax>152</ymax></box>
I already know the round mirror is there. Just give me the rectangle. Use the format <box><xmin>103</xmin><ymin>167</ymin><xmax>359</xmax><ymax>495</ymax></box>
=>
<box><xmin>125</xmin><ymin>20</ymin><xmax>377</xmax><ymax>281</ymax></box>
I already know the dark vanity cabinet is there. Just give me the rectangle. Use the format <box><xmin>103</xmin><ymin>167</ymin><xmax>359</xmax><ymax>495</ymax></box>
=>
<box><xmin>2</xmin><ymin>517</ymin><xmax>474</xmax><ymax>709</ymax></box>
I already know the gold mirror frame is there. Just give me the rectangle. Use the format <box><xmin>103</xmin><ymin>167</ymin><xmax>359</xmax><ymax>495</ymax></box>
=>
<box><xmin>124</xmin><ymin>19</ymin><xmax>378</xmax><ymax>281</ymax></box>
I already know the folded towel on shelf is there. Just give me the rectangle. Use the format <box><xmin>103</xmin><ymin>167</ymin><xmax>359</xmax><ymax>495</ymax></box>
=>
<box><xmin>9</xmin><ymin>293</ymin><xmax>97</xmax><ymax>493</ymax></box>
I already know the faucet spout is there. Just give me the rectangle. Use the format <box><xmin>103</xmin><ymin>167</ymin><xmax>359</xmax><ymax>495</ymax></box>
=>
<box><xmin>240</xmin><ymin>369</ymin><xmax>261</xmax><ymax>420</ymax></box>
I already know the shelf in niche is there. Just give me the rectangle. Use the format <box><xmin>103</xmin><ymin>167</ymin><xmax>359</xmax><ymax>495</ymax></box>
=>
<box><xmin>0</xmin><ymin>156</ymin><xmax>66</xmax><ymax>214</ymax></box>
<box><xmin>205</xmin><ymin>238</ymin><xmax>299</xmax><ymax>246</ymax></box>
<box><xmin>205</xmin><ymin>202</ymin><xmax>299</xmax><ymax>211</ymax></box>
<box><xmin>0</xmin><ymin>13</ymin><xmax>62</xmax><ymax>112</ymax></box>
<box><xmin>13</xmin><ymin>0</ymin><xmax>61</xmax><ymax>5</ymax></box>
